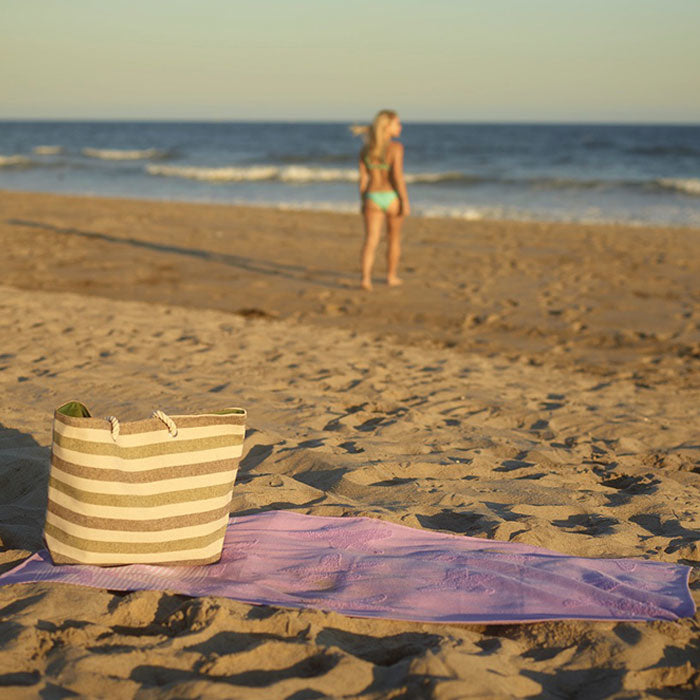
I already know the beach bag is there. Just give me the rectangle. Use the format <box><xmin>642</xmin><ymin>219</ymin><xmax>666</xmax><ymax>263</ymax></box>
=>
<box><xmin>44</xmin><ymin>401</ymin><xmax>246</xmax><ymax>566</ymax></box>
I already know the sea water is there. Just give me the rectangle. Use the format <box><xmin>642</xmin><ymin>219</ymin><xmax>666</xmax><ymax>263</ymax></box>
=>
<box><xmin>0</xmin><ymin>121</ymin><xmax>698</xmax><ymax>226</ymax></box>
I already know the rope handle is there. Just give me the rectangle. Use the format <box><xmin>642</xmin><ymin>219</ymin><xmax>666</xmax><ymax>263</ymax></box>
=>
<box><xmin>107</xmin><ymin>410</ymin><xmax>178</xmax><ymax>442</ymax></box>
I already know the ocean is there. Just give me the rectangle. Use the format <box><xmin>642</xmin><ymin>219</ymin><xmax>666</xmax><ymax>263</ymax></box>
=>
<box><xmin>1</xmin><ymin>121</ymin><xmax>698</xmax><ymax>227</ymax></box>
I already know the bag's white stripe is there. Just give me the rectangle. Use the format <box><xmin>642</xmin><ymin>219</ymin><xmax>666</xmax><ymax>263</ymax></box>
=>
<box><xmin>44</xmin><ymin>534</ymin><xmax>224</xmax><ymax>564</ymax></box>
<box><xmin>45</xmin><ymin>510</ymin><xmax>227</xmax><ymax>543</ymax></box>
<box><xmin>48</xmin><ymin>487</ymin><xmax>233</xmax><ymax>519</ymax></box>
<box><xmin>52</xmin><ymin>443</ymin><xmax>242</xmax><ymax>470</ymax></box>
<box><xmin>51</xmin><ymin>466</ymin><xmax>238</xmax><ymax>495</ymax></box>
<box><xmin>54</xmin><ymin>421</ymin><xmax>245</xmax><ymax>446</ymax></box>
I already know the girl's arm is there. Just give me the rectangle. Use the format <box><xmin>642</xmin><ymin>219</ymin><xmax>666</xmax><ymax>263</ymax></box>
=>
<box><xmin>358</xmin><ymin>158</ymin><xmax>369</xmax><ymax>210</ymax></box>
<box><xmin>390</xmin><ymin>143</ymin><xmax>410</xmax><ymax>216</ymax></box>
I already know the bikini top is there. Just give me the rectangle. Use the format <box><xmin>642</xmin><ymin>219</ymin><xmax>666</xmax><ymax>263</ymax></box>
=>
<box><xmin>364</xmin><ymin>155</ymin><xmax>390</xmax><ymax>170</ymax></box>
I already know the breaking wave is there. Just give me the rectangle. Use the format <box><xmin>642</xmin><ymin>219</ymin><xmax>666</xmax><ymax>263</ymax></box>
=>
<box><xmin>145</xmin><ymin>163</ymin><xmax>474</xmax><ymax>184</ymax></box>
<box><xmin>656</xmin><ymin>178</ymin><xmax>700</xmax><ymax>196</ymax></box>
<box><xmin>144</xmin><ymin>165</ymin><xmax>700</xmax><ymax>199</ymax></box>
<box><xmin>33</xmin><ymin>145</ymin><xmax>63</xmax><ymax>155</ymax></box>
<box><xmin>145</xmin><ymin>164</ymin><xmax>357</xmax><ymax>182</ymax></box>
<box><xmin>0</xmin><ymin>155</ymin><xmax>32</xmax><ymax>168</ymax></box>
<box><xmin>82</xmin><ymin>147</ymin><xmax>167</xmax><ymax>160</ymax></box>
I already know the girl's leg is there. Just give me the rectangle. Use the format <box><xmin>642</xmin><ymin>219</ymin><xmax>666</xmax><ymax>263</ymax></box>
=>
<box><xmin>361</xmin><ymin>207</ymin><xmax>384</xmax><ymax>290</ymax></box>
<box><xmin>386</xmin><ymin>207</ymin><xmax>403</xmax><ymax>286</ymax></box>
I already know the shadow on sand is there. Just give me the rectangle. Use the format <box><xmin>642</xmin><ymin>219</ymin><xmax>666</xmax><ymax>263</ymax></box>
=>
<box><xmin>0</xmin><ymin>422</ymin><xmax>49</xmax><ymax>570</ymax></box>
<box><xmin>7</xmin><ymin>218</ymin><xmax>352</xmax><ymax>290</ymax></box>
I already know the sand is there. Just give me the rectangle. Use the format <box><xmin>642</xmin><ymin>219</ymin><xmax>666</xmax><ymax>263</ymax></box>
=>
<box><xmin>0</xmin><ymin>189</ymin><xmax>698</xmax><ymax>698</ymax></box>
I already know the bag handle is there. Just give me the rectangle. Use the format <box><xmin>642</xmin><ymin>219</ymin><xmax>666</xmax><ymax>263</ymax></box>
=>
<box><xmin>106</xmin><ymin>410</ymin><xmax>179</xmax><ymax>441</ymax></box>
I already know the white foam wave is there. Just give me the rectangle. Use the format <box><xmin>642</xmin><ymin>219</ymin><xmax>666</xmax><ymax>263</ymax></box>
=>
<box><xmin>258</xmin><ymin>200</ymin><xmax>495</xmax><ymax>221</ymax></box>
<box><xmin>219</xmin><ymin>199</ymin><xmax>700</xmax><ymax>227</ymax></box>
<box><xmin>82</xmin><ymin>147</ymin><xmax>164</xmax><ymax>160</ymax></box>
<box><xmin>405</xmin><ymin>171</ymin><xmax>467</xmax><ymax>184</ymax></box>
<box><xmin>264</xmin><ymin>201</ymin><xmax>635</xmax><ymax>225</ymax></box>
<box><xmin>0</xmin><ymin>155</ymin><xmax>32</xmax><ymax>167</ymax></box>
<box><xmin>145</xmin><ymin>163</ymin><xmax>468</xmax><ymax>185</ymax></box>
<box><xmin>417</xmin><ymin>205</ymin><xmax>490</xmax><ymax>221</ymax></box>
<box><xmin>280</xmin><ymin>166</ymin><xmax>358</xmax><ymax>182</ymax></box>
<box><xmin>657</xmin><ymin>178</ymin><xmax>700</xmax><ymax>196</ymax></box>
<box><xmin>272</xmin><ymin>200</ymin><xmax>361</xmax><ymax>215</ymax></box>
<box><xmin>146</xmin><ymin>164</ymin><xmax>358</xmax><ymax>183</ymax></box>
<box><xmin>33</xmin><ymin>145</ymin><xmax>63</xmax><ymax>155</ymax></box>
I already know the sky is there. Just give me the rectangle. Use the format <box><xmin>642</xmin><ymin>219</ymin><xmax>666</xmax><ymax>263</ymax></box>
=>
<box><xmin>1</xmin><ymin>0</ymin><xmax>699</xmax><ymax>123</ymax></box>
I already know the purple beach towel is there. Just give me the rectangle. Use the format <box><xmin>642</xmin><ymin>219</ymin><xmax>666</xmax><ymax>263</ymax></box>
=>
<box><xmin>0</xmin><ymin>510</ymin><xmax>694</xmax><ymax>623</ymax></box>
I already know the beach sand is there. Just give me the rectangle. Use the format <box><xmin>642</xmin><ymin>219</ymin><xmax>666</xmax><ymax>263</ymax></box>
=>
<box><xmin>0</xmin><ymin>189</ymin><xmax>698</xmax><ymax>697</ymax></box>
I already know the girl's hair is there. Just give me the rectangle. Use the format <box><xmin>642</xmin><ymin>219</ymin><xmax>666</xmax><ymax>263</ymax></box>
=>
<box><xmin>350</xmin><ymin>109</ymin><xmax>398</xmax><ymax>163</ymax></box>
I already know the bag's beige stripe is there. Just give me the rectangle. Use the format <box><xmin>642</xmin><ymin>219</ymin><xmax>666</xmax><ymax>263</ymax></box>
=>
<box><xmin>50</xmin><ymin>466</ymin><xmax>236</xmax><ymax>496</ymax></box>
<box><xmin>53</xmin><ymin>421</ymin><xmax>245</xmax><ymax>446</ymax></box>
<box><xmin>44</xmin><ymin>532</ymin><xmax>225</xmax><ymax>564</ymax></box>
<box><xmin>45</xmin><ymin>510</ymin><xmax>227</xmax><ymax>543</ymax></box>
<box><xmin>47</xmin><ymin>500</ymin><xmax>231</xmax><ymax>531</ymax></box>
<box><xmin>49</xmin><ymin>475</ymin><xmax>233</xmax><ymax>507</ymax></box>
<box><xmin>48</xmin><ymin>488</ymin><xmax>233</xmax><ymax>520</ymax></box>
<box><xmin>45</xmin><ymin>521</ymin><xmax>227</xmax><ymax>553</ymax></box>
<box><xmin>53</xmin><ymin>431</ymin><xmax>243</xmax><ymax>459</ymax></box>
<box><xmin>49</xmin><ymin>550</ymin><xmax>222</xmax><ymax>566</ymax></box>
<box><xmin>50</xmin><ymin>454</ymin><xmax>238</xmax><ymax>484</ymax></box>
<box><xmin>52</xmin><ymin>443</ymin><xmax>242</xmax><ymax>471</ymax></box>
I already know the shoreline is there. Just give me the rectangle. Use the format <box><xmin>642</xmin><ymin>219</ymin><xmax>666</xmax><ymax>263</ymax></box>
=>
<box><xmin>2</xmin><ymin>186</ymin><xmax>700</xmax><ymax>229</ymax></box>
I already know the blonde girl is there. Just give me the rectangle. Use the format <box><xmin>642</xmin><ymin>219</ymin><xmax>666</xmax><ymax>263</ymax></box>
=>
<box><xmin>351</xmin><ymin>109</ymin><xmax>410</xmax><ymax>290</ymax></box>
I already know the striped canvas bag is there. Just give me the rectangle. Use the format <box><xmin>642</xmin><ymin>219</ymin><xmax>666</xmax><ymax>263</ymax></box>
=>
<box><xmin>45</xmin><ymin>401</ymin><xmax>246</xmax><ymax>566</ymax></box>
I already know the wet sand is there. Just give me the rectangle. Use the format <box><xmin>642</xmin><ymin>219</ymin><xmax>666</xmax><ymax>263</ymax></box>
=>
<box><xmin>0</xmin><ymin>190</ymin><xmax>698</xmax><ymax>697</ymax></box>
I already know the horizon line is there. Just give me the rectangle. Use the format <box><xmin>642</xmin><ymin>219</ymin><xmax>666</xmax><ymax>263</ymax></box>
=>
<box><xmin>1</xmin><ymin>117</ymin><xmax>699</xmax><ymax>127</ymax></box>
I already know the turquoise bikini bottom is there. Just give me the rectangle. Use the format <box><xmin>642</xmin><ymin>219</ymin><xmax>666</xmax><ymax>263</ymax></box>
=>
<box><xmin>365</xmin><ymin>190</ymin><xmax>398</xmax><ymax>212</ymax></box>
